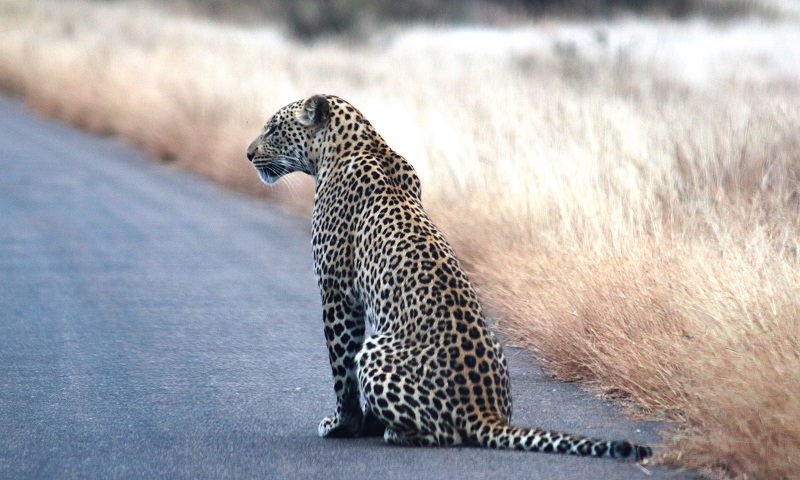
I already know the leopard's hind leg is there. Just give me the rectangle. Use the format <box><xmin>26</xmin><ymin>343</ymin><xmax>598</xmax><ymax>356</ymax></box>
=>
<box><xmin>359</xmin><ymin>404</ymin><xmax>387</xmax><ymax>437</ymax></box>
<box><xmin>356</xmin><ymin>335</ymin><xmax>463</xmax><ymax>447</ymax></box>
<box><xmin>383</xmin><ymin>428</ymin><xmax>440</xmax><ymax>447</ymax></box>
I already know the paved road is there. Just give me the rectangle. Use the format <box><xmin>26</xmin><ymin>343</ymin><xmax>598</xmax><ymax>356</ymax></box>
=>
<box><xmin>0</xmin><ymin>97</ymin><xmax>695</xmax><ymax>479</ymax></box>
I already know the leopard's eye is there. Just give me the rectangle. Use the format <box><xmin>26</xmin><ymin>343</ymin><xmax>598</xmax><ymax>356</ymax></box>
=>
<box><xmin>265</xmin><ymin>124</ymin><xmax>277</xmax><ymax>136</ymax></box>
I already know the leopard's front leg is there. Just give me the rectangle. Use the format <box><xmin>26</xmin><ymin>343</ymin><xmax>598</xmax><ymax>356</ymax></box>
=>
<box><xmin>317</xmin><ymin>296</ymin><xmax>366</xmax><ymax>438</ymax></box>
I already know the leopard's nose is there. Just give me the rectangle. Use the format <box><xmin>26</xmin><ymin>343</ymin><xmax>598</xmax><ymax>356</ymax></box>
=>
<box><xmin>246</xmin><ymin>149</ymin><xmax>255</xmax><ymax>161</ymax></box>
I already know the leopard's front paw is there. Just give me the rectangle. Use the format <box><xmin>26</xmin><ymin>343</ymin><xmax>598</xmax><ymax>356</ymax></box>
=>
<box><xmin>318</xmin><ymin>414</ymin><xmax>361</xmax><ymax>438</ymax></box>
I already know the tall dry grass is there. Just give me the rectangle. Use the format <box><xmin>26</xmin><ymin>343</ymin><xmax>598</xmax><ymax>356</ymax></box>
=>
<box><xmin>1</xmin><ymin>1</ymin><xmax>799</xmax><ymax>478</ymax></box>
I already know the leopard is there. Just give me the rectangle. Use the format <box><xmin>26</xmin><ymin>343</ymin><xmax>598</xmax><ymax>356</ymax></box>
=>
<box><xmin>246</xmin><ymin>94</ymin><xmax>652</xmax><ymax>461</ymax></box>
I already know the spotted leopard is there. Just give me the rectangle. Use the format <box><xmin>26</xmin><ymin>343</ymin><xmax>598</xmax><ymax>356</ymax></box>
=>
<box><xmin>246</xmin><ymin>94</ymin><xmax>652</xmax><ymax>461</ymax></box>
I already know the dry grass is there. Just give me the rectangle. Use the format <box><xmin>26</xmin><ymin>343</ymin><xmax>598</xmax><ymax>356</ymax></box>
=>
<box><xmin>2</xmin><ymin>1</ymin><xmax>799</xmax><ymax>478</ymax></box>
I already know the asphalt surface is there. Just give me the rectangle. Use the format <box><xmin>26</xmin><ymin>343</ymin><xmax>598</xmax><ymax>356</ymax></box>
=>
<box><xmin>0</xmin><ymin>97</ymin><xmax>697</xmax><ymax>479</ymax></box>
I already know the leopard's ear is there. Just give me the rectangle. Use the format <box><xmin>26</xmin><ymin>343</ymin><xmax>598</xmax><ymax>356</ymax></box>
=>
<box><xmin>296</xmin><ymin>94</ymin><xmax>330</xmax><ymax>127</ymax></box>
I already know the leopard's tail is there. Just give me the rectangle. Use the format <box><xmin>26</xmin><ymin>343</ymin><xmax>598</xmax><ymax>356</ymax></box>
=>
<box><xmin>471</xmin><ymin>418</ymin><xmax>652</xmax><ymax>461</ymax></box>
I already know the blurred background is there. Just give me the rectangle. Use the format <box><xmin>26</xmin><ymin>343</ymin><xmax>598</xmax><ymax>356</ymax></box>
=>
<box><xmin>141</xmin><ymin>0</ymin><xmax>791</xmax><ymax>36</ymax></box>
<box><xmin>1</xmin><ymin>1</ymin><xmax>798</xmax><ymax>478</ymax></box>
<box><xmin>143</xmin><ymin>0</ymin><xmax>790</xmax><ymax>34</ymax></box>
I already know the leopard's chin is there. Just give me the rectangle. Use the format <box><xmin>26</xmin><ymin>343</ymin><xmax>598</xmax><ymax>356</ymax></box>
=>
<box><xmin>256</xmin><ymin>167</ymin><xmax>280</xmax><ymax>185</ymax></box>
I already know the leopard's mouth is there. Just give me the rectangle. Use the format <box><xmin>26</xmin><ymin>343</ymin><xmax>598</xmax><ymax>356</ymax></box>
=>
<box><xmin>255</xmin><ymin>165</ymin><xmax>280</xmax><ymax>185</ymax></box>
<box><xmin>252</xmin><ymin>155</ymin><xmax>308</xmax><ymax>185</ymax></box>
<box><xmin>253</xmin><ymin>159</ymin><xmax>288</xmax><ymax>185</ymax></box>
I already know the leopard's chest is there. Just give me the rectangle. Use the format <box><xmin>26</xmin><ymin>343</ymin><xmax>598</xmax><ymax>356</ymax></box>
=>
<box><xmin>311</xmin><ymin>182</ymin><xmax>359</xmax><ymax>291</ymax></box>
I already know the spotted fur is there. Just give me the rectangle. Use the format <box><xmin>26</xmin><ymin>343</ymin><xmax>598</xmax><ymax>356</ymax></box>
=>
<box><xmin>246</xmin><ymin>94</ymin><xmax>652</xmax><ymax>461</ymax></box>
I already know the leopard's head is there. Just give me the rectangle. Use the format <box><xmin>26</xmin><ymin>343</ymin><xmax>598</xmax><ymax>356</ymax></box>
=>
<box><xmin>246</xmin><ymin>94</ymin><xmax>332</xmax><ymax>184</ymax></box>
